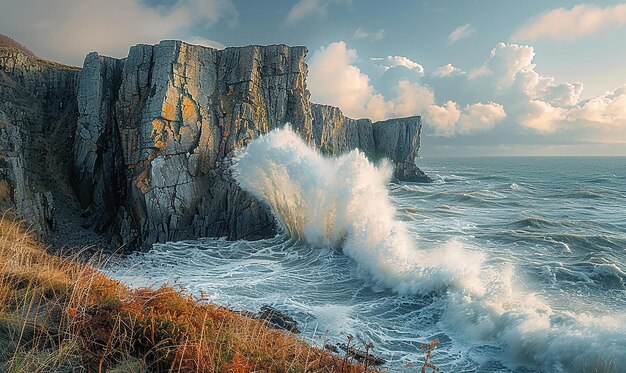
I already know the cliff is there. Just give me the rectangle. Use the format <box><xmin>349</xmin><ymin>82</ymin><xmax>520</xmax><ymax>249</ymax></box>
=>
<box><xmin>311</xmin><ymin>104</ymin><xmax>429</xmax><ymax>182</ymax></box>
<box><xmin>0</xmin><ymin>40</ymin><xmax>429</xmax><ymax>250</ymax></box>
<box><xmin>0</xmin><ymin>47</ymin><xmax>81</xmax><ymax>238</ymax></box>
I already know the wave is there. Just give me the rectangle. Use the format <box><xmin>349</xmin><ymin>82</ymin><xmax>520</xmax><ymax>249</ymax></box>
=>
<box><xmin>232</xmin><ymin>125</ymin><xmax>482</xmax><ymax>294</ymax></box>
<box><xmin>431</xmin><ymin>173</ymin><xmax>467</xmax><ymax>184</ymax></box>
<box><xmin>510</xmin><ymin>217</ymin><xmax>557</xmax><ymax>229</ymax></box>
<box><xmin>232</xmin><ymin>126</ymin><xmax>626</xmax><ymax>372</ymax></box>
<box><xmin>554</xmin><ymin>190</ymin><xmax>605</xmax><ymax>199</ymax></box>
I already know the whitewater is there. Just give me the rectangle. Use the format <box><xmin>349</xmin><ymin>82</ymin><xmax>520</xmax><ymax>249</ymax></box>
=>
<box><xmin>107</xmin><ymin>127</ymin><xmax>626</xmax><ymax>372</ymax></box>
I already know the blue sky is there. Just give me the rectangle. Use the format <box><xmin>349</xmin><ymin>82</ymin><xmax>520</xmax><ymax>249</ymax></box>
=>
<box><xmin>2</xmin><ymin>0</ymin><xmax>626</xmax><ymax>156</ymax></box>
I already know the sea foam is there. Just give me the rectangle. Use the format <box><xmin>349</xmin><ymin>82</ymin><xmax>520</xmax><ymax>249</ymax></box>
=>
<box><xmin>232</xmin><ymin>126</ymin><xmax>626</xmax><ymax>372</ymax></box>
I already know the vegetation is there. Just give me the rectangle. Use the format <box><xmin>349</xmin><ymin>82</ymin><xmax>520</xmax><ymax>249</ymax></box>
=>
<box><xmin>0</xmin><ymin>34</ymin><xmax>36</xmax><ymax>57</ymax></box>
<box><xmin>0</xmin><ymin>215</ymin><xmax>380</xmax><ymax>372</ymax></box>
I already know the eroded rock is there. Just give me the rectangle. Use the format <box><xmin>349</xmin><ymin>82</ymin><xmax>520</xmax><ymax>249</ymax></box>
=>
<box><xmin>1</xmin><ymin>40</ymin><xmax>429</xmax><ymax>251</ymax></box>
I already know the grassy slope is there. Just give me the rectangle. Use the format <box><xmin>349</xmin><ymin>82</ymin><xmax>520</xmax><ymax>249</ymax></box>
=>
<box><xmin>0</xmin><ymin>216</ymin><xmax>379</xmax><ymax>372</ymax></box>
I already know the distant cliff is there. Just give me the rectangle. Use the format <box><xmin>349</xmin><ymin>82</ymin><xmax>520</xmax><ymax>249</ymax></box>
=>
<box><xmin>0</xmin><ymin>40</ymin><xmax>429</xmax><ymax>250</ymax></box>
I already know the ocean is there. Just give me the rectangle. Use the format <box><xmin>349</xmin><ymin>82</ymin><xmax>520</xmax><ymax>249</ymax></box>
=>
<box><xmin>107</xmin><ymin>127</ymin><xmax>626</xmax><ymax>372</ymax></box>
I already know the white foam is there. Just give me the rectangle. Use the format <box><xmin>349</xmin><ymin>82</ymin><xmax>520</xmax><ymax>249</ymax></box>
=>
<box><xmin>231</xmin><ymin>126</ymin><xmax>626</xmax><ymax>372</ymax></box>
<box><xmin>232</xmin><ymin>125</ymin><xmax>483</xmax><ymax>294</ymax></box>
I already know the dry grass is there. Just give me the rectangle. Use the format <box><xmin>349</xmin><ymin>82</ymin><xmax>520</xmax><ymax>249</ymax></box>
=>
<box><xmin>0</xmin><ymin>215</ymin><xmax>379</xmax><ymax>372</ymax></box>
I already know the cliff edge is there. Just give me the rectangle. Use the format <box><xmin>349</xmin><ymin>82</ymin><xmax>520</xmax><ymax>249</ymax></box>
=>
<box><xmin>0</xmin><ymin>40</ymin><xmax>429</xmax><ymax>251</ymax></box>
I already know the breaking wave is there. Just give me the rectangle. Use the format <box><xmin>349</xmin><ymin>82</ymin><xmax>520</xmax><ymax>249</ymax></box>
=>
<box><xmin>231</xmin><ymin>126</ymin><xmax>626</xmax><ymax>372</ymax></box>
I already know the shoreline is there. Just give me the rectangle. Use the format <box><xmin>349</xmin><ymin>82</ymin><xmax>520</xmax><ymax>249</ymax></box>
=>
<box><xmin>0</xmin><ymin>217</ymin><xmax>384</xmax><ymax>372</ymax></box>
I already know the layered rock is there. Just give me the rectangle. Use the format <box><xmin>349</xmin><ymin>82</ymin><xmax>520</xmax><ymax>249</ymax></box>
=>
<box><xmin>0</xmin><ymin>47</ymin><xmax>79</xmax><ymax>236</ymax></box>
<box><xmin>1</xmin><ymin>40</ymin><xmax>429</xmax><ymax>251</ymax></box>
<box><xmin>74</xmin><ymin>41</ymin><xmax>314</xmax><ymax>248</ymax></box>
<box><xmin>311</xmin><ymin>104</ymin><xmax>430</xmax><ymax>182</ymax></box>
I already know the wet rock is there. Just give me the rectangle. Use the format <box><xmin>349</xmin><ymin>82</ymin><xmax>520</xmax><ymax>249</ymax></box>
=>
<box><xmin>258</xmin><ymin>305</ymin><xmax>300</xmax><ymax>334</ymax></box>
<box><xmin>338</xmin><ymin>343</ymin><xmax>386</xmax><ymax>366</ymax></box>
<box><xmin>324</xmin><ymin>343</ymin><xmax>339</xmax><ymax>353</ymax></box>
<box><xmin>372</xmin><ymin>116</ymin><xmax>431</xmax><ymax>183</ymax></box>
<box><xmin>312</xmin><ymin>104</ymin><xmax>430</xmax><ymax>183</ymax></box>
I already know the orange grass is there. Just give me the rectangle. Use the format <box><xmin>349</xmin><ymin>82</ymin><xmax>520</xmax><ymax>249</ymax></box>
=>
<box><xmin>0</xmin><ymin>216</ymin><xmax>379</xmax><ymax>372</ymax></box>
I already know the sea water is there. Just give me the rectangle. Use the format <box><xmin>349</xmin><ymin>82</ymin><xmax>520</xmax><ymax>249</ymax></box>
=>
<box><xmin>107</xmin><ymin>127</ymin><xmax>626</xmax><ymax>372</ymax></box>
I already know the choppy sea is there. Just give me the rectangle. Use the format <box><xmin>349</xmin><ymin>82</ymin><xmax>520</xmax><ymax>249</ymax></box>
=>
<box><xmin>107</xmin><ymin>128</ymin><xmax>626</xmax><ymax>372</ymax></box>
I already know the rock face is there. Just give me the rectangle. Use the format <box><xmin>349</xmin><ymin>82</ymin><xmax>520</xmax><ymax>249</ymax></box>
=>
<box><xmin>0</xmin><ymin>47</ymin><xmax>79</xmax><ymax>237</ymax></box>
<box><xmin>1</xmin><ymin>40</ymin><xmax>429</xmax><ymax>251</ymax></box>
<box><xmin>311</xmin><ymin>104</ymin><xmax>430</xmax><ymax>182</ymax></box>
<box><xmin>73</xmin><ymin>41</ymin><xmax>312</xmax><ymax>248</ymax></box>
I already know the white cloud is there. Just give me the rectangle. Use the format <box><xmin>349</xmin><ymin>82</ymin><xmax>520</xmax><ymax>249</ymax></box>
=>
<box><xmin>284</xmin><ymin>0</ymin><xmax>351</xmax><ymax>25</ymax></box>
<box><xmin>308</xmin><ymin>41</ymin><xmax>393</xmax><ymax>120</ymax></box>
<box><xmin>448</xmin><ymin>24</ymin><xmax>475</xmax><ymax>45</ymax></box>
<box><xmin>185</xmin><ymin>36</ymin><xmax>226</xmax><ymax>50</ymax></box>
<box><xmin>285</xmin><ymin>0</ymin><xmax>327</xmax><ymax>24</ymax></box>
<box><xmin>433</xmin><ymin>64</ymin><xmax>464</xmax><ymax>77</ymax></box>
<box><xmin>512</xmin><ymin>3</ymin><xmax>626</xmax><ymax>42</ymax></box>
<box><xmin>370</xmin><ymin>56</ymin><xmax>425</xmax><ymax>75</ymax></box>
<box><xmin>0</xmin><ymin>0</ymin><xmax>235</xmax><ymax>64</ymax></box>
<box><xmin>518</xmin><ymin>100</ymin><xmax>566</xmax><ymax>133</ymax></box>
<box><xmin>458</xmin><ymin>103</ymin><xmax>507</xmax><ymax>133</ymax></box>
<box><xmin>568</xmin><ymin>85</ymin><xmax>626</xmax><ymax>126</ymax></box>
<box><xmin>426</xmin><ymin>101</ymin><xmax>462</xmax><ymax>135</ymax></box>
<box><xmin>309</xmin><ymin>41</ymin><xmax>626</xmax><ymax>142</ymax></box>
<box><xmin>469</xmin><ymin>43</ymin><xmax>583</xmax><ymax>104</ymax></box>
<box><xmin>393</xmin><ymin>80</ymin><xmax>436</xmax><ymax>116</ymax></box>
<box><xmin>353</xmin><ymin>27</ymin><xmax>385</xmax><ymax>41</ymax></box>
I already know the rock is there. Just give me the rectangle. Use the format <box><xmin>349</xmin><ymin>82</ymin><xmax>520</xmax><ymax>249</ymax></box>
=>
<box><xmin>74</xmin><ymin>41</ymin><xmax>312</xmax><ymax>249</ymax></box>
<box><xmin>324</xmin><ymin>343</ymin><xmax>339</xmax><ymax>353</ymax></box>
<box><xmin>312</xmin><ymin>103</ymin><xmax>431</xmax><ymax>183</ymax></box>
<box><xmin>1</xmin><ymin>39</ymin><xmax>429</xmax><ymax>251</ymax></box>
<box><xmin>372</xmin><ymin>116</ymin><xmax>431</xmax><ymax>182</ymax></box>
<box><xmin>73</xmin><ymin>52</ymin><xmax>125</xmax><ymax>232</ymax></box>
<box><xmin>258</xmin><ymin>305</ymin><xmax>300</xmax><ymax>333</ymax></box>
<box><xmin>311</xmin><ymin>104</ymin><xmax>375</xmax><ymax>156</ymax></box>
<box><xmin>0</xmin><ymin>46</ymin><xmax>80</xmax><ymax>237</ymax></box>
<box><xmin>338</xmin><ymin>343</ymin><xmax>386</xmax><ymax>366</ymax></box>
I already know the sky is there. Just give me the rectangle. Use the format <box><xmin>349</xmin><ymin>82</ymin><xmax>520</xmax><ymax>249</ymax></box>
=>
<box><xmin>2</xmin><ymin>0</ymin><xmax>626</xmax><ymax>156</ymax></box>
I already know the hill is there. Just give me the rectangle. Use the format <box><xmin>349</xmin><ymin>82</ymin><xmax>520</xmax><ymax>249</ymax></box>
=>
<box><xmin>0</xmin><ymin>34</ymin><xmax>36</xmax><ymax>56</ymax></box>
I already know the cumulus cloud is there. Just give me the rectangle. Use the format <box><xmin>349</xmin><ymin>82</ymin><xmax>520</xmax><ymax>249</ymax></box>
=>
<box><xmin>309</xmin><ymin>40</ymin><xmax>626</xmax><ymax>142</ymax></box>
<box><xmin>285</xmin><ymin>0</ymin><xmax>327</xmax><ymax>24</ymax></box>
<box><xmin>568</xmin><ymin>85</ymin><xmax>626</xmax><ymax>126</ymax></box>
<box><xmin>308</xmin><ymin>41</ymin><xmax>393</xmax><ymax>120</ymax></box>
<box><xmin>433</xmin><ymin>64</ymin><xmax>465</xmax><ymax>77</ymax></box>
<box><xmin>518</xmin><ymin>100</ymin><xmax>566</xmax><ymax>133</ymax></box>
<box><xmin>458</xmin><ymin>103</ymin><xmax>507</xmax><ymax>133</ymax></box>
<box><xmin>469</xmin><ymin>43</ymin><xmax>583</xmax><ymax>104</ymax></box>
<box><xmin>309</xmin><ymin>42</ymin><xmax>505</xmax><ymax>136</ymax></box>
<box><xmin>512</xmin><ymin>3</ymin><xmax>626</xmax><ymax>42</ymax></box>
<box><xmin>370</xmin><ymin>56</ymin><xmax>425</xmax><ymax>75</ymax></box>
<box><xmin>0</xmin><ymin>0</ymin><xmax>235</xmax><ymax>64</ymax></box>
<box><xmin>285</xmin><ymin>0</ymin><xmax>350</xmax><ymax>25</ymax></box>
<box><xmin>353</xmin><ymin>27</ymin><xmax>386</xmax><ymax>41</ymax></box>
<box><xmin>426</xmin><ymin>101</ymin><xmax>462</xmax><ymax>135</ymax></box>
<box><xmin>448</xmin><ymin>24</ymin><xmax>475</xmax><ymax>45</ymax></box>
<box><xmin>392</xmin><ymin>80</ymin><xmax>436</xmax><ymax>116</ymax></box>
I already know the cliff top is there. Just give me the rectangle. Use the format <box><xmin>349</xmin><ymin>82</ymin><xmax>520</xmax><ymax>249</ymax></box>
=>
<box><xmin>0</xmin><ymin>34</ymin><xmax>80</xmax><ymax>70</ymax></box>
<box><xmin>129</xmin><ymin>39</ymin><xmax>308</xmax><ymax>55</ymax></box>
<box><xmin>0</xmin><ymin>34</ymin><xmax>35</xmax><ymax>56</ymax></box>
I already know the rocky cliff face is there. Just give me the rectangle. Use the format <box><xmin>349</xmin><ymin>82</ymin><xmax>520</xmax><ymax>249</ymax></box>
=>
<box><xmin>311</xmin><ymin>104</ymin><xmax>429</xmax><ymax>182</ymax></box>
<box><xmin>0</xmin><ymin>48</ymin><xmax>80</xmax><ymax>237</ymax></box>
<box><xmin>1</xmin><ymin>40</ymin><xmax>429</xmax><ymax>251</ymax></box>
<box><xmin>73</xmin><ymin>41</ymin><xmax>313</xmax><ymax>248</ymax></box>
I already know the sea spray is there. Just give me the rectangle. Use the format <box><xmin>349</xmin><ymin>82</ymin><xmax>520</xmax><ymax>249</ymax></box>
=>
<box><xmin>230</xmin><ymin>126</ymin><xmax>626</xmax><ymax>372</ymax></box>
<box><xmin>231</xmin><ymin>125</ymin><xmax>483</xmax><ymax>294</ymax></box>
